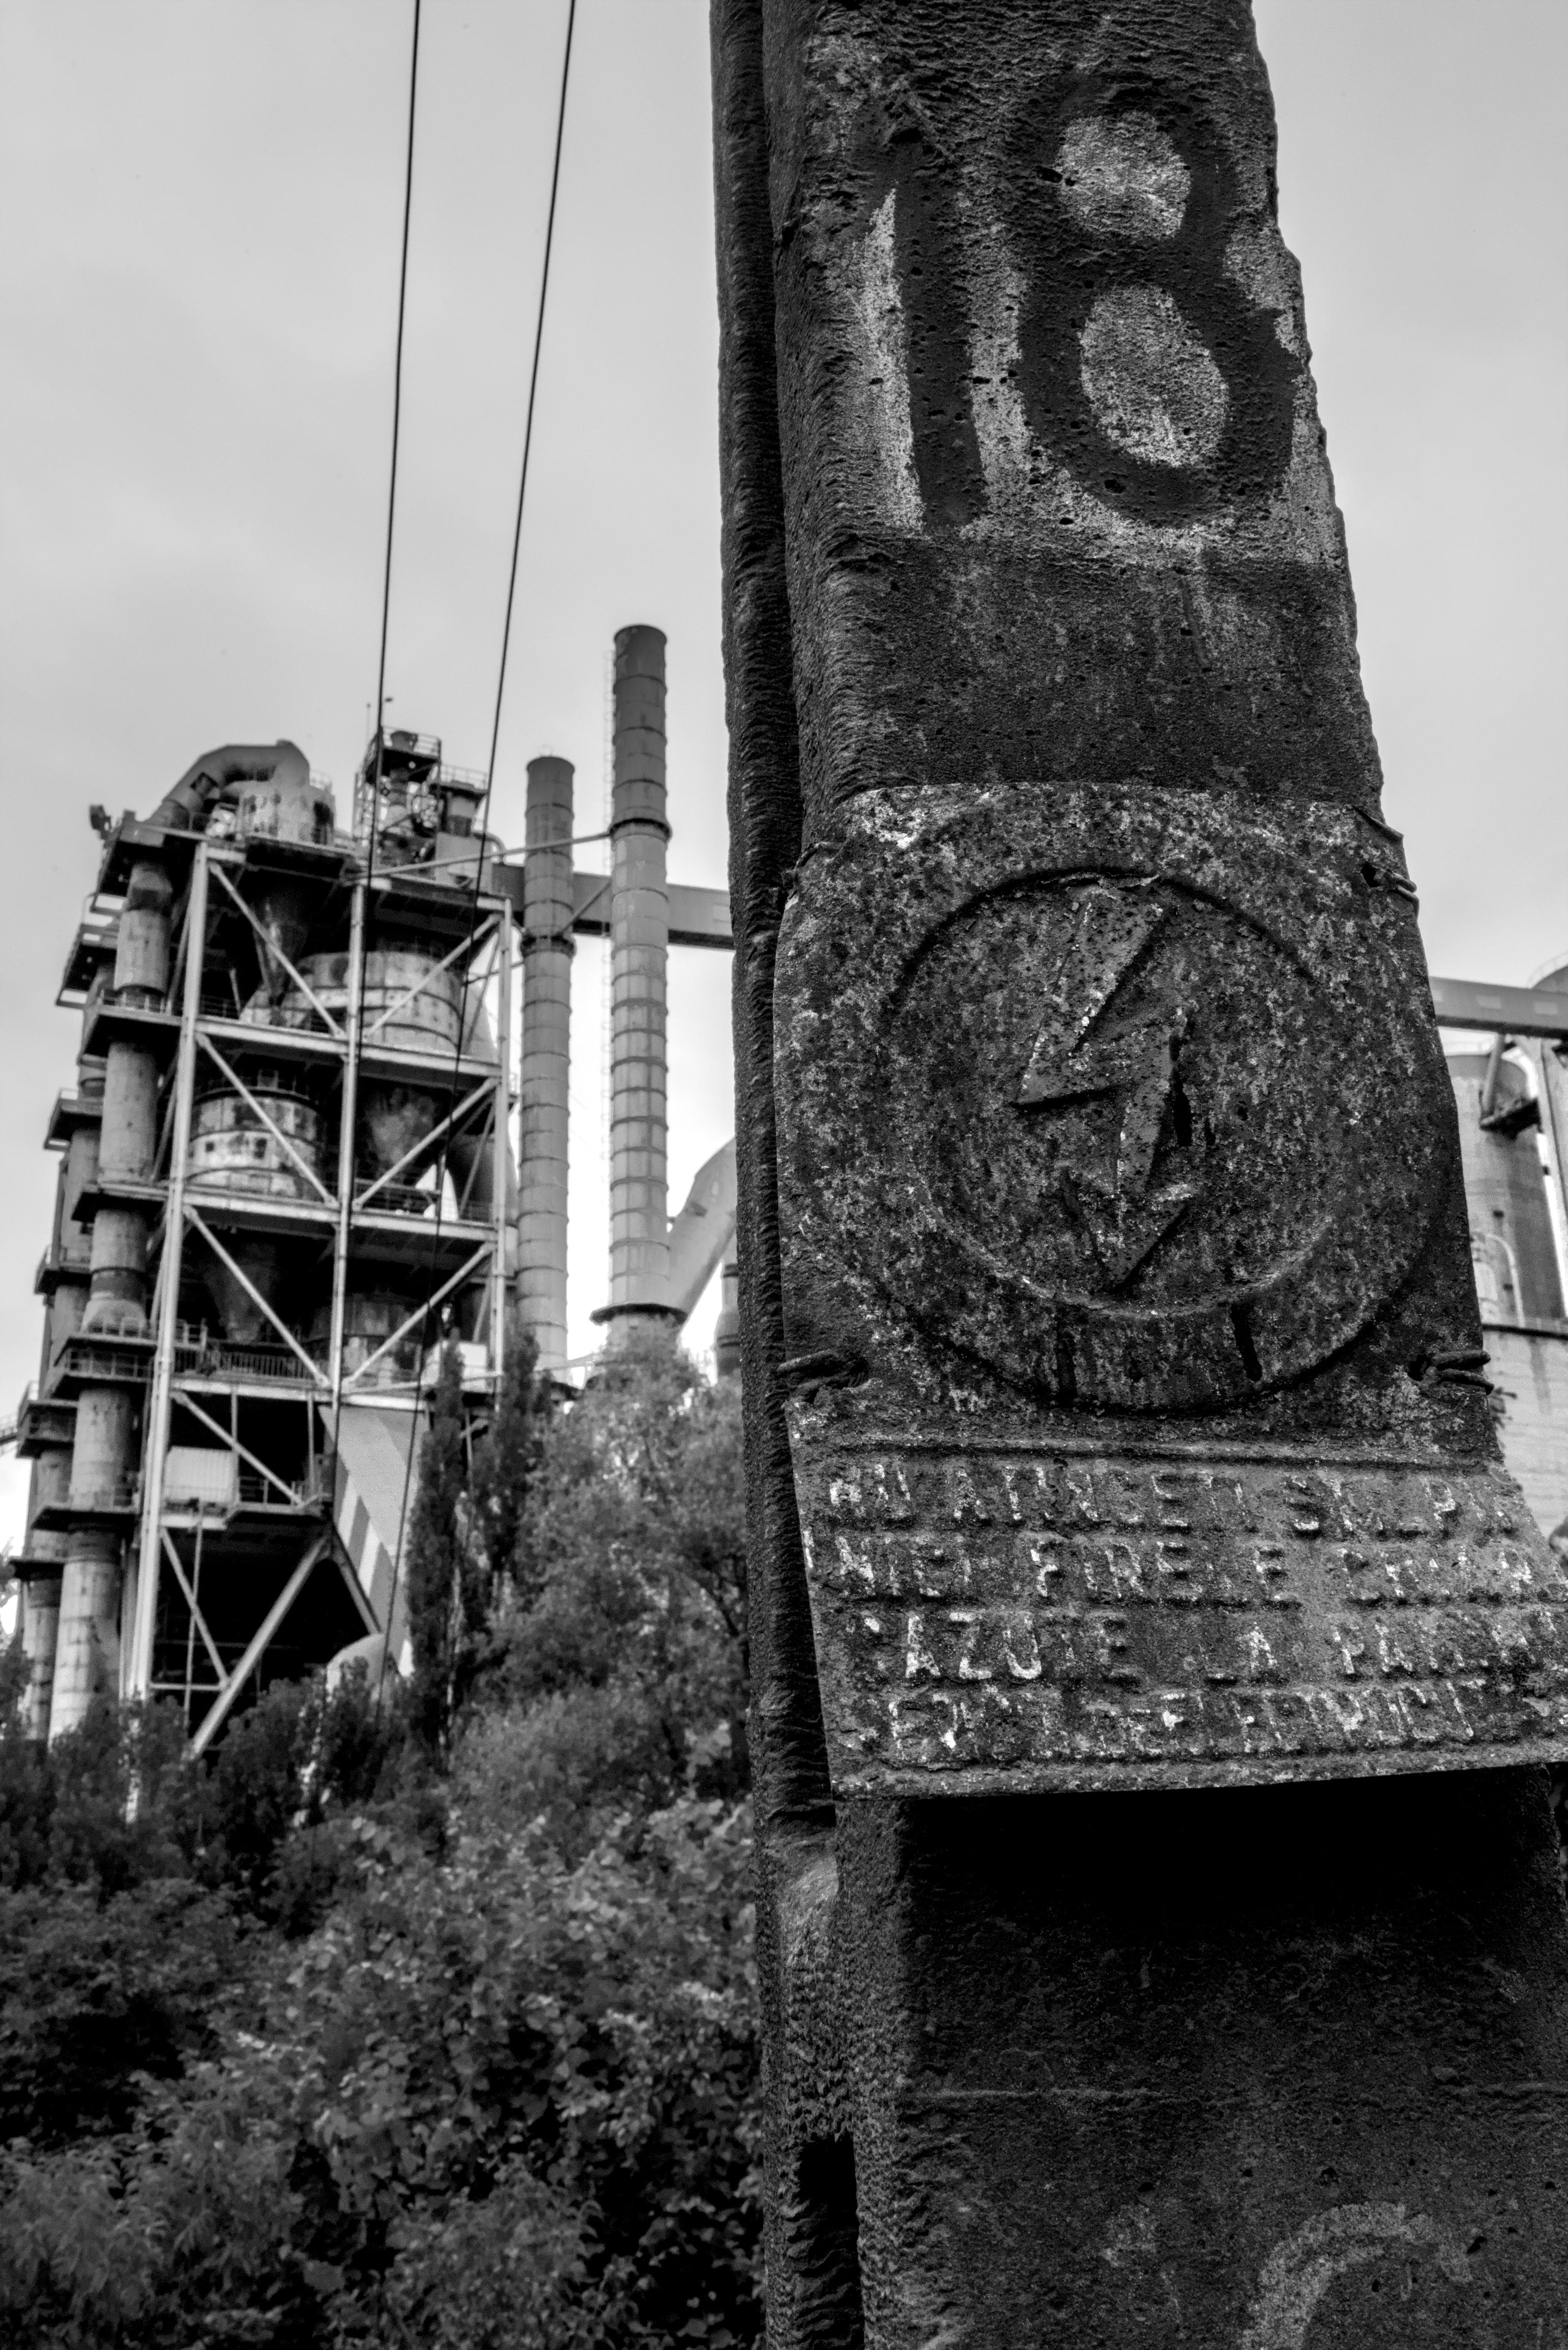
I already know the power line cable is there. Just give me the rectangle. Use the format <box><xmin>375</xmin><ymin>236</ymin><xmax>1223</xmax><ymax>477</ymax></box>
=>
<box><xmin>326</xmin><ymin>0</ymin><xmax>422</xmax><ymax>1698</ymax></box>
<box><xmin>482</xmin><ymin>0</ymin><xmax>578</xmax><ymax>809</ymax></box>
<box><xmin>376</xmin><ymin>0</ymin><xmax>577</xmax><ymax>1717</ymax></box>
<box><xmin>367</xmin><ymin>0</ymin><xmax>424</xmax><ymax>870</ymax></box>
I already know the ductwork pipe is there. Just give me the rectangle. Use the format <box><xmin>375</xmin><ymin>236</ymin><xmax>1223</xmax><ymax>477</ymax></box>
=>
<box><xmin>601</xmin><ymin>627</ymin><xmax>674</xmax><ymax>1341</ymax></box>
<box><xmin>148</xmin><ymin>740</ymin><xmax>330</xmax><ymax>842</ymax></box>
<box><xmin>248</xmin><ymin>879</ymin><xmax>312</xmax><ymax>1006</ymax></box>
<box><xmin>515</xmin><ymin>755</ymin><xmax>574</xmax><ymax>1372</ymax></box>
<box><xmin>68</xmin><ymin>1385</ymin><xmax>135</xmax><ymax>1507</ymax></box>
<box><xmin>449</xmin><ymin>989</ymin><xmax>518</xmax><ymax>1225</ymax></box>
<box><xmin>24</xmin><ymin>1443</ymin><xmax>71</xmax><ymax>1572</ymax></box>
<box><xmin>99</xmin><ymin>1045</ymin><xmax>158</xmax><ymax>1182</ymax></box>
<box><xmin>50</xmin><ymin>1385</ymin><xmax>135</xmax><ymax>1741</ymax></box>
<box><xmin>57</xmin><ymin>1119</ymin><xmax>97</xmax><ymax>1276</ymax></box>
<box><xmin>82</xmin><ymin>1207</ymin><xmax>149</xmax><ymax>1338</ymax></box>
<box><xmin>87</xmin><ymin>1040</ymin><xmax>159</xmax><ymax>1337</ymax></box>
<box><xmin>45</xmin><ymin>1281</ymin><xmax>86</xmax><ymax>1367</ymax></box>
<box><xmin>19</xmin><ymin>1571</ymin><xmax>62</xmax><ymax>1742</ymax></box>
<box><xmin>49</xmin><ymin>1535</ymin><xmax>121</xmax><ymax>1741</ymax></box>
<box><xmin>666</xmin><ymin>1138</ymin><xmax>737</xmax><ymax>1319</ymax></box>
<box><xmin>21</xmin><ymin>1439</ymin><xmax>71</xmax><ymax>1742</ymax></box>
<box><xmin>113</xmin><ymin>859</ymin><xmax>172</xmax><ymax>1006</ymax></box>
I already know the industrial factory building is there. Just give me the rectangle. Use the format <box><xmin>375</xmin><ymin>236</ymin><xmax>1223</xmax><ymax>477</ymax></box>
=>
<box><xmin>10</xmin><ymin>626</ymin><xmax>737</xmax><ymax>1748</ymax></box>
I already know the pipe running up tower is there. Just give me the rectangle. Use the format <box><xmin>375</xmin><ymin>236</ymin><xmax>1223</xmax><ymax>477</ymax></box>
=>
<box><xmin>17</xmin><ymin>941</ymin><xmax>107</xmax><ymax>1737</ymax></box>
<box><xmin>50</xmin><ymin>858</ymin><xmax>172</xmax><ymax>1738</ymax></box>
<box><xmin>516</xmin><ymin>756</ymin><xmax>575</xmax><ymax>1374</ymax></box>
<box><xmin>599</xmin><ymin>625</ymin><xmax>677</xmax><ymax>1342</ymax></box>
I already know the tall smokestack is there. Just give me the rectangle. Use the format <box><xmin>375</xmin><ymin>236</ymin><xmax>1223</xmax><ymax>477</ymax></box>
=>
<box><xmin>516</xmin><ymin>755</ymin><xmax>574</xmax><ymax>1374</ymax></box>
<box><xmin>597</xmin><ymin>625</ymin><xmax>676</xmax><ymax>1342</ymax></box>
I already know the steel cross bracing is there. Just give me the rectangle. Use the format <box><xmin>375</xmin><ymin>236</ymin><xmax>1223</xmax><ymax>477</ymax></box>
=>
<box><xmin>16</xmin><ymin>810</ymin><xmax>742</xmax><ymax>1739</ymax></box>
<box><xmin>25</xmin><ymin>783</ymin><xmax>1550</xmax><ymax>1743</ymax></box>
<box><xmin>48</xmin><ymin>818</ymin><xmax>519</xmax><ymax>1731</ymax></box>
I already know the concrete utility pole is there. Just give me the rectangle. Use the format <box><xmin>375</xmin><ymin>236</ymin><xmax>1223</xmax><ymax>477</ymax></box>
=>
<box><xmin>713</xmin><ymin>3</ymin><xmax>1568</xmax><ymax>2341</ymax></box>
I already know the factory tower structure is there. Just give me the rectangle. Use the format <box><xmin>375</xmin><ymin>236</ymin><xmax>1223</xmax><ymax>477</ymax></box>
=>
<box><xmin>12</xmin><ymin>627</ymin><xmax>737</xmax><ymax>1746</ymax></box>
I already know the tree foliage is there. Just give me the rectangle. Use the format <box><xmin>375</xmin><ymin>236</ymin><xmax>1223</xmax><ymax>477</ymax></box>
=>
<box><xmin>0</xmin><ymin>1336</ymin><xmax>759</xmax><ymax>2346</ymax></box>
<box><xmin>404</xmin><ymin>1337</ymin><xmax>471</xmax><ymax>1760</ymax></box>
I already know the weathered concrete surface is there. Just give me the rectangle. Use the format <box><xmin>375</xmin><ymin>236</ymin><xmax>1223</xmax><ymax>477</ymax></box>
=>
<box><xmin>822</xmin><ymin>1771</ymin><xmax>1568</xmax><ymax>2345</ymax></box>
<box><xmin>713</xmin><ymin>0</ymin><xmax>1568</xmax><ymax>2340</ymax></box>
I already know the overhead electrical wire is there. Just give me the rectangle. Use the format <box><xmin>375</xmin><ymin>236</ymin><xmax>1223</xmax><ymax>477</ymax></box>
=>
<box><xmin>366</xmin><ymin>0</ymin><xmax>424</xmax><ymax>867</ymax></box>
<box><xmin>330</xmin><ymin>0</ymin><xmax>423</xmax><ymax>1701</ymax></box>
<box><xmin>375</xmin><ymin>0</ymin><xmax>578</xmax><ymax>1713</ymax></box>
<box><xmin>482</xmin><ymin>0</ymin><xmax>579</xmax><ymax>816</ymax></box>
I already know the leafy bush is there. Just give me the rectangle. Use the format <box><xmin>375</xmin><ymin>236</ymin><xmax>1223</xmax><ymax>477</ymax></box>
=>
<box><xmin>453</xmin><ymin>1682</ymin><xmax>680</xmax><ymax>1860</ymax></box>
<box><xmin>0</xmin><ymin>1877</ymin><xmax>235</xmax><ymax>2146</ymax></box>
<box><xmin>0</xmin><ymin>1798</ymin><xmax>757</xmax><ymax>2346</ymax></box>
<box><xmin>0</xmin><ymin>1336</ymin><xmax>761</xmax><ymax>2344</ymax></box>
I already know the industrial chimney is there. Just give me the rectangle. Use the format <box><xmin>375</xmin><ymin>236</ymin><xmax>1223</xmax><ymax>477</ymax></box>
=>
<box><xmin>516</xmin><ymin>755</ymin><xmax>575</xmax><ymax>1373</ymax></box>
<box><xmin>596</xmin><ymin>625</ymin><xmax>678</xmax><ymax>1342</ymax></box>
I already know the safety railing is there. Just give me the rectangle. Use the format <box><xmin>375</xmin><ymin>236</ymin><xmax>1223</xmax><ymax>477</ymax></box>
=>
<box><xmin>173</xmin><ymin>1324</ymin><xmax>320</xmax><ymax>1386</ymax></box>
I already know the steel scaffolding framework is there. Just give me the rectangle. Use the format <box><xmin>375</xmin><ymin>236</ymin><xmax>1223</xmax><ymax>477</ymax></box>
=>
<box><xmin>22</xmin><ymin>802</ymin><xmax>513</xmax><ymax>1745</ymax></box>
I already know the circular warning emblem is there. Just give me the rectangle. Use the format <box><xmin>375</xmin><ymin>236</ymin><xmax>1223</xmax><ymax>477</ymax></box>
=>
<box><xmin>777</xmin><ymin>784</ymin><xmax>1449</xmax><ymax>1413</ymax></box>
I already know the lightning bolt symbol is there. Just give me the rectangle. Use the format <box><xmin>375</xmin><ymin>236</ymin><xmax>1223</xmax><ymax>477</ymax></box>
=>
<box><xmin>1016</xmin><ymin>885</ymin><xmax>1198</xmax><ymax>1289</ymax></box>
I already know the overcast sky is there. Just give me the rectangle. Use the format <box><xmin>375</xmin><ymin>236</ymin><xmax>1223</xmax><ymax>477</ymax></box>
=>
<box><xmin>0</xmin><ymin>0</ymin><xmax>1563</xmax><ymax>1548</ymax></box>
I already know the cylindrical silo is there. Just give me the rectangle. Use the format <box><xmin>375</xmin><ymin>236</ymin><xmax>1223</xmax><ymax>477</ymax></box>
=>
<box><xmin>267</xmin><ymin>948</ymin><xmax>457</xmax><ymax>1214</ymax></box>
<box><xmin>600</xmin><ymin>626</ymin><xmax>675</xmax><ymax>1340</ymax></box>
<box><xmin>517</xmin><ymin>755</ymin><xmax>574</xmax><ymax>1373</ymax></box>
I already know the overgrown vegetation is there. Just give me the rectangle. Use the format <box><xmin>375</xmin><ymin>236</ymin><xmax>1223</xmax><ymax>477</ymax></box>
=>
<box><xmin>0</xmin><ymin>1330</ymin><xmax>758</xmax><ymax>2347</ymax></box>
